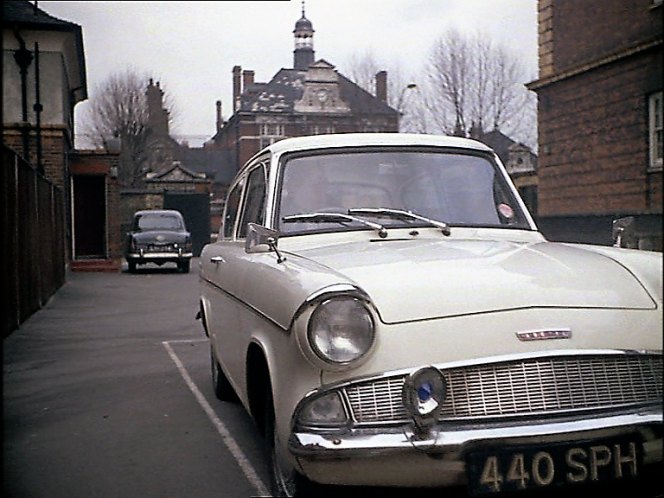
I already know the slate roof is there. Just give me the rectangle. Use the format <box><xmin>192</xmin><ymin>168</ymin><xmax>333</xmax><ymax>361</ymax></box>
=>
<box><xmin>173</xmin><ymin>147</ymin><xmax>236</xmax><ymax>185</ymax></box>
<box><xmin>3</xmin><ymin>0</ymin><xmax>87</xmax><ymax>100</ymax></box>
<box><xmin>475</xmin><ymin>128</ymin><xmax>537</xmax><ymax>175</ymax></box>
<box><xmin>3</xmin><ymin>0</ymin><xmax>81</xmax><ymax>32</ymax></box>
<box><xmin>239</xmin><ymin>67</ymin><xmax>398</xmax><ymax>116</ymax></box>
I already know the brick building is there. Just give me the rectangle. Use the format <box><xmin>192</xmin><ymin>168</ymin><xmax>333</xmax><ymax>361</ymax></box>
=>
<box><xmin>527</xmin><ymin>0</ymin><xmax>662</xmax><ymax>250</ymax></box>
<box><xmin>209</xmin><ymin>5</ymin><xmax>400</xmax><ymax>173</ymax></box>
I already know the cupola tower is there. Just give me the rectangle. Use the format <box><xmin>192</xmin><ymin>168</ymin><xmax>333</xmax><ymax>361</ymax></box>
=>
<box><xmin>293</xmin><ymin>1</ymin><xmax>315</xmax><ymax>70</ymax></box>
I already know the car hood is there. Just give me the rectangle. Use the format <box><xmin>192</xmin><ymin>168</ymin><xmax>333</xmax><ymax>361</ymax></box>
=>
<box><xmin>293</xmin><ymin>238</ymin><xmax>657</xmax><ymax>324</ymax></box>
<box><xmin>132</xmin><ymin>230</ymin><xmax>188</xmax><ymax>243</ymax></box>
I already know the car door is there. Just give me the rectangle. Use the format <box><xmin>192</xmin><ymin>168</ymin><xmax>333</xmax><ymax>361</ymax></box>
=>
<box><xmin>201</xmin><ymin>173</ymin><xmax>245</xmax><ymax>386</ymax></box>
<box><xmin>204</xmin><ymin>160</ymin><xmax>269</xmax><ymax>395</ymax></box>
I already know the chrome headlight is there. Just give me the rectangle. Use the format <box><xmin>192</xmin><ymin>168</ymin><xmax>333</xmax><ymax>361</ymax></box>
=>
<box><xmin>307</xmin><ymin>297</ymin><xmax>375</xmax><ymax>365</ymax></box>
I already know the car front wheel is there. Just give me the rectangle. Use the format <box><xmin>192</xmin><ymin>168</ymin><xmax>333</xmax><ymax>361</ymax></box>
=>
<box><xmin>264</xmin><ymin>388</ymin><xmax>322</xmax><ymax>497</ymax></box>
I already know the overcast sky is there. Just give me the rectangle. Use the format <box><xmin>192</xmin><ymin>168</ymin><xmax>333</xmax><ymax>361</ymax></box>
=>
<box><xmin>38</xmin><ymin>0</ymin><xmax>538</xmax><ymax>147</ymax></box>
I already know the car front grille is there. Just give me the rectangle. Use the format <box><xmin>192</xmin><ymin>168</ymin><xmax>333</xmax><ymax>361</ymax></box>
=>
<box><xmin>343</xmin><ymin>354</ymin><xmax>663</xmax><ymax>424</ymax></box>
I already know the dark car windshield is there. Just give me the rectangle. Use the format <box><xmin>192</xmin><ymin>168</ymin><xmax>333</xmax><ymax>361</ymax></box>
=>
<box><xmin>135</xmin><ymin>213</ymin><xmax>183</xmax><ymax>231</ymax></box>
<box><xmin>276</xmin><ymin>148</ymin><xmax>531</xmax><ymax>234</ymax></box>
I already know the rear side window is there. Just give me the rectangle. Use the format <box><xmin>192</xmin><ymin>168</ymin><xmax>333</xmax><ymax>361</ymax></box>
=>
<box><xmin>238</xmin><ymin>165</ymin><xmax>267</xmax><ymax>238</ymax></box>
<box><xmin>222</xmin><ymin>182</ymin><xmax>243</xmax><ymax>239</ymax></box>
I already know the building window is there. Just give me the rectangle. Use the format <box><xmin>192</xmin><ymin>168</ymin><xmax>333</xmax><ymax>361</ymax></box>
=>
<box><xmin>260</xmin><ymin>124</ymin><xmax>284</xmax><ymax>136</ymax></box>
<box><xmin>649</xmin><ymin>91</ymin><xmax>663</xmax><ymax>170</ymax></box>
<box><xmin>259</xmin><ymin>123</ymin><xmax>285</xmax><ymax>149</ymax></box>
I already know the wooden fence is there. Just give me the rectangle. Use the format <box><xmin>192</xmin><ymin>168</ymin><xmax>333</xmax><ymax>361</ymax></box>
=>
<box><xmin>2</xmin><ymin>144</ymin><xmax>66</xmax><ymax>337</ymax></box>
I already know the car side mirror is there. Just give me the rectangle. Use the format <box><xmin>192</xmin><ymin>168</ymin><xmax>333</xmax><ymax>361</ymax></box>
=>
<box><xmin>612</xmin><ymin>216</ymin><xmax>634</xmax><ymax>248</ymax></box>
<box><xmin>245</xmin><ymin>223</ymin><xmax>286</xmax><ymax>263</ymax></box>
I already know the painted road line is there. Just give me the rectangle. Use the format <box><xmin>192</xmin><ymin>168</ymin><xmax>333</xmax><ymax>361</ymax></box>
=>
<box><xmin>162</xmin><ymin>340</ymin><xmax>270</xmax><ymax>497</ymax></box>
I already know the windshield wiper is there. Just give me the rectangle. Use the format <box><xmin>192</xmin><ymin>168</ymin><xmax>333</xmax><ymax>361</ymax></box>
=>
<box><xmin>282</xmin><ymin>212</ymin><xmax>388</xmax><ymax>238</ymax></box>
<box><xmin>348</xmin><ymin>208</ymin><xmax>451</xmax><ymax>236</ymax></box>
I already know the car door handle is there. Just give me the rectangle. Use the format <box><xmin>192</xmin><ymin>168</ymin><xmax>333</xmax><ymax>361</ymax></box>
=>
<box><xmin>210</xmin><ymin>256</ymin><xmax>225</xmax><ymax>264</ymax></box>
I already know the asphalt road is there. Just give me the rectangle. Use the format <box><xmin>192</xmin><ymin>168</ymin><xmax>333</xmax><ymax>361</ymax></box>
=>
<box><xmin>3</xmin><ymin>259</ymin><xmax>268</xmax><ymax>498</ymax></box>
<box><xmin>3</xmin><ymin>259</ymin><xmax>661</xmax><ymax>498</ymax></box>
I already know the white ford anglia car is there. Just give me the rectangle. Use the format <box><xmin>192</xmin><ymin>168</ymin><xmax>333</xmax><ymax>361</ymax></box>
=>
<box><xmin>198</xmin><ymin>133</ymin><xmax>662</xmax><ymax>497</ymax></box>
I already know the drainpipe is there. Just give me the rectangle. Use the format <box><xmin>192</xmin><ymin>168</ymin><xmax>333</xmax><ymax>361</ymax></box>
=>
<box><xmin>13</xmin><ymin>29</ymin><xmax>33</xmax><ymax>161</ymax></box>
<box><xmin>34</xmin><ymin>42</ymin><xmax>44</xmax><ymax>175</ymax></box>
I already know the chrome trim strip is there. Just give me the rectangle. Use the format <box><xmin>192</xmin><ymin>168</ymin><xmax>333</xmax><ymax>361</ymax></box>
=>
<box><xmin>304</xmin><ymin>283</ymin><xmax>370</xmax><ymax>305</ymax></box>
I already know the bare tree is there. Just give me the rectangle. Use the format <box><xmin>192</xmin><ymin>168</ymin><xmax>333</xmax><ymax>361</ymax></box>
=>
<box><xmin>78</xmin><ymin>67</ymin><xmax>178</xmax><ymax>187</ymax></box>
<box><xmin>342</xmin><ymin>50</ymin><xmax>419</xmax><ymax>132</ymax></box>
<box><xmin>420</xmin><ymin>29</ymin><xmax>536</xmax><ymax>148</ymax></box>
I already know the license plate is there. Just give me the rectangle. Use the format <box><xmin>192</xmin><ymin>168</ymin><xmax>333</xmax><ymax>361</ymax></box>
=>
<box><xmin>465</xmin><ymin>435</ymin><xmax>642</xmax><ymax>496</ymax></box>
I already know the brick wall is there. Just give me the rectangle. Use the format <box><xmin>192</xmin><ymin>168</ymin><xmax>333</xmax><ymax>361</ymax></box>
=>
<box><xmin>538</xmin><ymin>0</ymin><xmax>554</xmax><ymax>78</ymax></box>
<box><xmin>2</xmin><ymin>125</ymin><xmax>69</xmax><ymax>189</ymax></box>
<box><xmin>537</xmin><ymin>50</ymin><xmax>662</xmax><ymax>216</ymax></box>
<box><xmin>552</xmin><ymin>0</ymin><xmax>662</xmax><ymax>73</ymax></box>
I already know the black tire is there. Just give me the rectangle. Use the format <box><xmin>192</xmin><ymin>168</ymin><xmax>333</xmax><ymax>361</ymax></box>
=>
<box><xmin>178</xmin><ymin>260</ymin><xmax>190</xmax><ymax>273</ymax></box>
<box><xmin>127</xmin><ymin>260</ymin><xmax>136</xmax><ymax>273</ymax></box>
<box><xmin>265</xmin><ymin>387</ymin><xmax>322</xmax><ymax>497</ymax></box>
<box><xmin>210</xmin><ymin>347</ymin><xmax>237</xmax><ymax>402</ymax></box>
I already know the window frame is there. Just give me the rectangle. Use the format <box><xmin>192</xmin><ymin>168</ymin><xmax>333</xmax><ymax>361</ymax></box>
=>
<box><xmin>237</xmin><ymin>162</ymin><xmax>268</xmax><ymax>238</ymax></box>
<box><xmin>221</xmin><ymin>178</ymin><xmax>245</xmax><ymax>240</ymax></box>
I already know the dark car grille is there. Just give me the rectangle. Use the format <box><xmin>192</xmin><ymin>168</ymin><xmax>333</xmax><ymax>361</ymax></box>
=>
<box><xmin>344</xmin><ymin>354</ymin><xmax>663</xmax><ymax>424</ymax></box>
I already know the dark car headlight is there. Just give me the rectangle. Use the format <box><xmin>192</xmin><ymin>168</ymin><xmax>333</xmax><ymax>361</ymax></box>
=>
<box><xmin>307</xmin><ymin>297</ymin><xmax>375</xmax><ymax>365</ymax></box>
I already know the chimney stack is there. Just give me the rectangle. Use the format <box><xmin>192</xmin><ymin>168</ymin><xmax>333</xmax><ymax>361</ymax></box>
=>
<box><xmin>232</xmin><ymin>65</ymin><xmax>242</xmax><ymax>111</ymax></box>
<box><xmin>242</xmin><ymin>70</ymin><xmax>255</xmax><ymax>91</ymax></box>
<box><xmin>375</xmin><ymin>71</ymin><xmax>387</xmax><ymax>103</ymax></box>
<box><xmin>216</xmin><ymin>100</ymin><xmax>222</xmax><ymax>132</ymax></box>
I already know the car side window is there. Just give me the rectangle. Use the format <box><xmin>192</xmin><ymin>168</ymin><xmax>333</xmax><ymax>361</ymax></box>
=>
<box><xmin>238</xmin><ymin>164</ymin><xmax>267</xmax><ymax>238</ymax></box>
<box><xmin>222</xmin><ymin>181</ymin><xmax>244</xmax><ymax>239</ymax></box>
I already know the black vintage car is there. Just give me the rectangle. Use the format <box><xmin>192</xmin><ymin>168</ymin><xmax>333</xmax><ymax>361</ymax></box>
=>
<box><xmin>124</xmin><ymin>209</ymin><xmax>193</xmax><ymax>273</ymax></box>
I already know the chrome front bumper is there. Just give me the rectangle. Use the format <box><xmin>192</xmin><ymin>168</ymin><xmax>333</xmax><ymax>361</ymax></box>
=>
<box><xmin>289</xmin><ymin>408</ymin><xmax>662</xmax><ymax>487</ymax></box>
<box><xmin>126</xmin><ymin>251</ymin><xmax>192</xmax><ymax>260</ymax></box>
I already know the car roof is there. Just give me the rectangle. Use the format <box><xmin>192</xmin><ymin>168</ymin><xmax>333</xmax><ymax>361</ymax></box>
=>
<box><xmin>249</xmin><ymin>133</ymin><xmax>493</xmax><ymax>161</ymax></box>
<box><xmin>134</xmin><ymin>209</ymin><xmax>182</xmax><ymax>217</ymax></box>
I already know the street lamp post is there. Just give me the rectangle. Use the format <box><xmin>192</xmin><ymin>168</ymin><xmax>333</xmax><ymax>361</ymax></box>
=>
<box><xmin>397</xmin><ymin>83</ymin><xmax>417</xmax><ymax>132</ymax></box>
<box><xmin>397</xmin><ymin>83</ymin><xmax>417</xmax><ymax>112</ymax></box>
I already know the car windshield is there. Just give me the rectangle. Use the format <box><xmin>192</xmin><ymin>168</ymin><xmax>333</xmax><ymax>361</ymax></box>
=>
<box><xmin>276</xmin><ymin>148</ymin><xmax>530</xmax><ymax>234</ymax></box>
<box><xmin>136</xmin><ymin>213</ymin><xmax>182</xmax><ymax>231</ymax></box>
